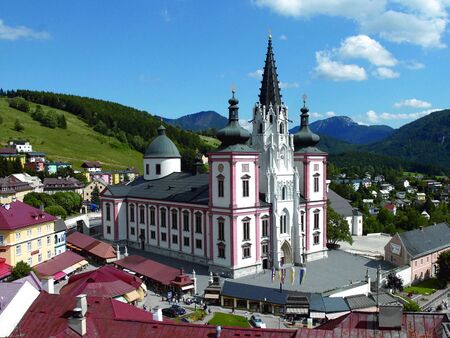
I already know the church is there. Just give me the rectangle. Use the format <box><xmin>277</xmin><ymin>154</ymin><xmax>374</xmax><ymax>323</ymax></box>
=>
<box><xmin>101</xmin><ymin>36</ymin><xmax>328</xmax><ymax>278</ymax></box>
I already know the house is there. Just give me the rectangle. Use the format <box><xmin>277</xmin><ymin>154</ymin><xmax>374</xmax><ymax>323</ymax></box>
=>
<box><xmin>89</xmin><ymin>168</ymin><xmax>138</xmax><ymax>185</ymax></box>
<box><xmin>0</xmin><ymin>147</ymin><xmax>26</xmax><ymax>166</ymax></box>
<box><xmin>8</xmin><ymin>173</ymin><xmax>44</xmax><ymax>193</ymax></box>
<box><xmin>416</xmin><ymin>192</ymin><xmax>426</xmax><ymax>201</ymax></box>
<box><xmin>59</xmin><ymin>265</ymin><xmax>146</xmax><ymax>304</ymax></box>
<box><xmin>328</xmin><ymin>189</ymin><xmax>363</xmax><ymax>236</ymax></box>
<box><xmin>373</xmin><ymin>175</ymin><xmax>385</xmax><ymax>183</ymax></box>
<box><xmin>362</xmin><ymin>199</ymin><xmax>373</xmax><ymax>205</ymax></box>
<box><xmin>43</xmin><ymin>177</ymin><xmax>84</xmax><ymax>195</ymax></box>
<box><xmin>383</xmin><ymin>203</ymin><xmax>397</xmax><ymax>215</ymax></box>
<box><xmin>0</xmin><ymin>274</ymin><xmax>41</xmax><ymax>337</ymax></box>
<box><xmin>33</xmin><ymin>250</ymin><xmax>88</xmax><ymax>282</ymax></box>
<box><xmin>0</xmin><ymin>177</ymin><xmax>34</xmax><ymax>203</ymax></box>
<box><xmin>361</xmin><ymin>178</ymin><xmax>372</xmax><ymax>188</ymax></box>
<box><xmin>0</xmin><ymin>200</ymin><xmax>58</xmax><ymax>267</ymax></box>
<box><xmin>431</xmin><ymin>199</ymin><xmax>440</xmax><ymax>207</ymax></box>
<box><xmin>370</xmin><ymin>190</ymin><xmax>378</xmax><ymax>198</ymax></box>
<box><xmin>25</xmin><ymin>151</ymin><xmax>46</xmax><ymax>172</ymax></box>
<box><xmin>351</xmin><ymin>179</ymin><xmax>362</xmax><ymax>191</ymax></box>
<box><xmin>8</xmin><ymin>139</ymin><xmax>32</xmax><ymax>153</ymax></box>
<box><xmin>45</xmin><ymin>161</ymin><xmax>72</xmax><ymax>174</ymax></box>
<box><xmin>379</xmin><ymin>190</ymin><xmax>389</xmax><ymax>199</ymax></box>
<box><xmin>101</xmin><ymin>36</ymin><xmax>329</xmax><ymax>277</ymax></box>
<box><xmin>81</xmin><ymin>160</ymin><xmax>102</xmax><ymax>172</ymax></box>
<box><xmin>83</xmin><ymin>178</ymin><xmax>107</xmax><ymax>203</ymax></box>
<box><xmin>380</xmin><ymin>183</ymin><xmax>394</xmax><ymax>192</ymax></box>
<box><xmin>403</xmin><ymin>179</ymin><xmax>410</xmax><ymax>188</ymax></box>
<box><xmin>421</xmin><ymin>210</ymin><xmax>430</xmax><ymax>220</ymax></box>
<box><xmin>66</xmin><ymin>231</ymin><xmax>116</xmax><ymax>263</ymax></box>
<box><xmin>396</xmin><ymin>191</ymin><xmax>406</xmax><ymax>199</ymax></box>
<box><xmin>54</xmin><ymin>218</ymin><xmax>67</xmax><ymax>256</ymax></box>
<box><xmin>384</xmin><ymin>223</ymin><xmax>450</xmax><ymax>283</ymax></box>
<box><xmin>406</xmin><ymin>186</ymin><xmax>417</xmax><ymax>194</ymax></box>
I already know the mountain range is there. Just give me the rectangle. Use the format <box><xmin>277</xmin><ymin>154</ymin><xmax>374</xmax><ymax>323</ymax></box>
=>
<box><xmin>162</xmin><ymin>111</ymin><xmax>227</xmax><ymax>131</ymax></box>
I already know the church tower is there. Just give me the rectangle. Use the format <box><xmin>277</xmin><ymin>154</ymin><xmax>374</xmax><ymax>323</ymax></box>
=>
<box><xmin>293</xmin><ymin>97</ymin><xmax>328</xmax><ymax>261</ymax></box>
<box><xmin>251</xmin><ymin>35</ymin><xmax>299</xmax><ymax>269</ymax></box>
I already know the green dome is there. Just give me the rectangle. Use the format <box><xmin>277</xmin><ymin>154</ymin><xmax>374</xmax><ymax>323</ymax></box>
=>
<box><xmin>294</xmin><ymin>104</ymin><xmax>321</xmax><ymax>151</ymax></box>
<box><xmin>144</xmin><ymin>125</ymin><xmax>181</xmax><ymax>158</ymax></box>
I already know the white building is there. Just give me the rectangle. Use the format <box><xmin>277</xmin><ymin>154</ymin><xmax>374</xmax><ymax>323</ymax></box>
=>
<box><xmin>8</xmin><ymin>140</ymin><xmax>32</xmax><ymax>153</ymax></box>
<box><xmin>100</xmin><ymin>36</ymin><xmax>328</xmax><ymax>277</ymax></box>
<box><xmin>9</xmin><ymin>173</ymin><xmax>44</xmax><ymax>193</ymax></box>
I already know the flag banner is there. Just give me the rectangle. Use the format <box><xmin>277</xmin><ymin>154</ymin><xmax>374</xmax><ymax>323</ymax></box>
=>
<box><xmin>278</xmin><ymin>269</ymin><xmax>282</xmax><ymax>281</ymax></box>
<box><xmin>271</xmin><ymin>267</ymin><xmax>275</xmax><ymax>283</ymax></box>
<box><xmin>299</xmin><ymin>268</ymin><xmax>306</xmax><ymax>285</ymax></box>
<box><xmin>290</xmin><ymin>266</ymin><xmax>295</xmax><ymax>285</ymax></box>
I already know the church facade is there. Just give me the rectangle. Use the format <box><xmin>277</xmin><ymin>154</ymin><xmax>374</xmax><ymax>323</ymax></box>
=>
<box><xmin>100</xmin><ymin>36</ymin><xmax>328</xmax><ymax>278</ymax></box>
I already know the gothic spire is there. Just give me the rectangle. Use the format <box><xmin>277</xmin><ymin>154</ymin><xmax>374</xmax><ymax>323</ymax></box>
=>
<box><xmin>259</xmin><ymin>34</ymin><xmax>282</xmax><ymax>109</ymax></box>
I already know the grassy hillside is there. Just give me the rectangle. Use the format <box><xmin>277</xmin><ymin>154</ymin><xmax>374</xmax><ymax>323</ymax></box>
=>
<box><xmin>0</xmin><ymin>98</ymin><xmax>144</xmax><ymax>171</ymax></box>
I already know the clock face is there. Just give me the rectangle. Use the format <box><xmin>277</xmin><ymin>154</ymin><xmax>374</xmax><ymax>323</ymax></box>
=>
<box><xmin>218</xmin><ymin>164</ymin><xmax>224</xmax><ymax>172</ymax></box>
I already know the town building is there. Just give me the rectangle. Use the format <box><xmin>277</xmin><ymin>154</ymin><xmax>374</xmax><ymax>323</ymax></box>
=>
<box><xmin>54</xmin><ymin>218</ymin><xmax>67</xmax><ymax>256</ymax></box>
<box><xmin>328</xmin><ymin>189</ymin><xmax>363</xmax><ymax>236</ymax></box>
<box><xmin>384</xmin><ymin>222</ymin><xmax>450</xmax><ymax>283</ymax></box>
<box><xmin>8</xmin><ymin>139</ymin><xmax>33</xmax><ymax>153</ymax></box>
<box><xmin>25</xmin><ymin>151</ymin><xmax>46</xmax><ymax>172</ymax></box>
<box><xmin>81</xmin><ymin>160</ymin><xmax>102</xmax><ymax>172</ymax></box>
<box><xmin>33</xmin><ymin>250</ymin><xmax>88</xmax><ymax>283</ymax></box>
<box><xmin>88</xmin><ymin>168</ymin><xmax>139</xmax><ymax>184</ymax></box>
<box><xmin>101</xmin><ymin>36</ymin><xmax>328</xmax><ymax>278</ymax></box>
<box><xmin>0</xmin><ymin>147</ymin><xmax>26</xmax><ymax>166</ymax></box>
<box><xmin>0</xmin><ymin>177</ymin><xmax>34</xmax><ymax>203</ymax></box>
<box><xmin>83</xmin><ymin>178</ymin><xmax>107</xmax><ymax>203</ymax></box>
<box><xmin>43</xmin><ymin>177</ymin><xmax>85</xmax><ymax>195</ymax></box>
<box><xmin>45</xmin><ymin>161</ymin><xmax>72</xmax><ymax>174</ymax></box>
<box><xmin>66</xmin><ymin>231</ymin><xmax>116</xmax><ymax>264</ymax></box>
<box><xmin>383</xmin><ymin>203</ymin><xmax>397</xmax><ymax>215</ymax></box>
<box><xmin>0</xmin><ymin>200</ymin><xmax>58</xmax><ymax>267</ymax></box>
<box><xmin>8</xmin><ymin>173</ymin><xmax>44</xmax><ymax>193</ymax></box>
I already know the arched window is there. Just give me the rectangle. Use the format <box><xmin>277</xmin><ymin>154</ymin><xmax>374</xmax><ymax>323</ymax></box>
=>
<box><xmin>171</xmin><ymin>209</ymin><xmax>178</xmax><ymax>229</ymax></box>
<box><xmin>269</xmin><ymin>115</ymin><xmax>273</xmax><ymax>124</ymax></box>
<box><xmin>129</xmin><ymin>204</ymin><xmax>135</xmax><ymax>222</ymax></box>
<box><xmin>149</xmin><ymin>206</ymin><xmax>156</xmax><ymax>225</ymax></box>
<box><xmin>282</xmin><ymin>186</ymin><xmax>287</xmax><ymax>200</ymax></box>
<box><xmin>258</xmin><ymin>123</ymin><xmax>263</xmax><ymax>133</ymax></box>
<box><xmin>279</xmin><ymin>123</ymin><xmax>284</xmax><ymax>134</ymax></box>
<box><xmin>105</xmin><ymin>203</ymin><xmax>111</xmax><ymax>221</ymax></box>
<box><xmin>139</xmin><ymin>205</ymin><xmax>145</xmax><ymax>224</ymax></box>
<box><xmin>183</xmin><ymin>210</ymin><xmax>190</xmax><ymax>231</ymax></box>
<box><xmin>280</xmin><ymin>209</ymin><xmax>289</xmax><ymax>234</ymax></box>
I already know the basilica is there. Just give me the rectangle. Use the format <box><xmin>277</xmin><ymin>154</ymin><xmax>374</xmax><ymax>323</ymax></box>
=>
<box><xmin>101</xmin><ymin>36</ymin><xmax>328</xmax><ymax>278</ymax></box>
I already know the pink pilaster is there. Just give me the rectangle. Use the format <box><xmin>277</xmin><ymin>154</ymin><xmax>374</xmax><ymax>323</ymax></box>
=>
<box><xmin>231</xmin><ymin>216</ymin><xmax>237</xmax><ymax>266</ymax></box>
<box><xmin>209</xmin><ymin>214</ymin><xmax>213</xmax><ymax>259</ymax></box>
<box><xmin>203</xmin><ymin>211</ymin><xmax>207</xmax><ymax>257</ymax></box>
<box><xmin>322</xmin><ymin>203</ymin><xmax>327</xmax><ymax>249</ymax></box>
<box><xmin>156</xmin><ymin>205</ymin><xmax>160</xmax><ymax>246</ymax></box>
<box><xmin>254</xmin><ymin>158</ymin><xmax>259</xmax><ymax>207</ymax></box>
<box><xmin>255</xmin><ymin>213</ymin><xmax>260</xmax><ymax>262</ymax></box>
<box><xmin>208</xmin><ymin>158</ymin><xmax>213</xmax><ymax>207</ymax></box>
<box><xmin>231</xmin><ymin>159</ymin><xmax>236</xmax><ymax>208</ymax></box>
<box><xmin>114</xmin><ymin>202</ymin><xmax>119</xmax><ymax>241</ymax></box>
<box><xmin>322</xmin><ymin>158</ymin><xmax>327</xmax><ymax>201</ymax></box>
<box><xmin>146</xmin><ymin>204</ymin><xmax>150</xmax><ymax>245</ymax></box>
<box><xmin>305</xmin><ymin>206</ymin><xmax>310</xmax><ymax>252</ymax></box>
<box><xmin>304</xmin><ymin>159</ymin><xmax>310</xmax><ymax>200</ymax></box>
<box><xmin>168</xmin><ymin>208</ymin><xmax>171</xmax><ymax>250</ymax></box>
<box><xmin>191</xmin><ymin>209</ymin><xmax>194</xmax><ymax>255</ymax></box>
<box><xmin>179</xmin><ymin>207</ymin><xmax>182</xmax><ymax>251</ymax></box>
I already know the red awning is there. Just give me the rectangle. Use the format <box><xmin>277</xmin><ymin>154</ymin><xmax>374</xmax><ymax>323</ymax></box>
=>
<box><xmin>53</xmin><ymin>271</ymin><xmax>66</xmax><ymax>281</ymax></box>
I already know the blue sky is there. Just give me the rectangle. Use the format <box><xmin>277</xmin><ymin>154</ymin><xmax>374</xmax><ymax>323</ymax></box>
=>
<box><xmin>1</xmin><ymin>0</ymin><xmax>450</xmax><ymax>128</ymax></box>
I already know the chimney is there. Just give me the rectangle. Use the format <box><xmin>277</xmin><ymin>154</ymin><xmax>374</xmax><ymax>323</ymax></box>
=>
<box><xmin>152</xmin><ymin>306</ymin><xmax>163</xmax><ymax>322</ymax></box>
<box><xmin>68</xmin><ymin>295</ymin><xmax>88</xmax><ymax>336</ymax></box>
<box><xmin>11</xmin><ymin>197</ymin><xmax>16</xmax><ymax>203</ymax></box>
<box><xmin>116</xmin><ymin>244</ymin><xmax>120</xmax><ymax>260</ymax></box>
<box><xmin>42</xmin><ymin>277</ymin><xmax>54</xmax><ymax>294</ymax></box>
<box><xmin>124</xmin><ymin>246</ymin><xmax>129</xmax><ymax>257</ymax></box>
<box><xmin>216</xmin><ymin>326</ymin><xmax>222</xmax><ymax>338</ymax></box>
<box><xmin>378</xmin><ymin>305</ymin><xmax>402</xmax><ymax>329</ymax></box>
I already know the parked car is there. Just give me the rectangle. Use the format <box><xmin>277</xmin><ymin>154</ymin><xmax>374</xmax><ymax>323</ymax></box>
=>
<box><xmin>162</xmin><ymin>307</ymin><xmax>178</xmax><ymax>318</ymax></box>
<box><xmin>249</xmin><ymin>314</ymin><xmax>266</xmax><ymax>328</ymax></box>
<box><xmin>185</xmin><ymin>295</ymin><xmax>203</xmax><ymax>305</ymax></box>
<box><xmin>170</xmin><ymin>304</ymin><xmax>186</xmax><ymax>316</ymax></box>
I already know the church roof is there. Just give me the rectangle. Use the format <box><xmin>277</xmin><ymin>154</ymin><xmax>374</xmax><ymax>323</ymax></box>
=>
<box><xmin>294</xmin><ymin>99</ymin><xmax>322</xmax><ymax>152</ymax></box>
<box><xmin>144</xmin><ymin>125</ymin><xmax>181</xmax><ymax>158</ymax></box>
<box><xmin>259</xmin><ymin>35</ymin><xmax>282</xmax><ymax>109</ymax></box>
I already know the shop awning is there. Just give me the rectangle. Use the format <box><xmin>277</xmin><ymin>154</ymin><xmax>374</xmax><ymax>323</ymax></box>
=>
<box><xmin>53</xmin><ymin>271</ymin><xmax>66</xmax><ymax>281</ymax></box>
<box><xmin>62</xmin><ymin>265</ymin><xmax>77</xmax><ymax>275</ymax></box>
<box><xmin>72</xmin><ymin>260</ymin><xmax>89</xmax><ymax>270</ymax></box>
<box><xmin>286</xmin><ymin>307</ymin><xmax>308</xmax><ymax>315</ymax></box>
<box><xmin>114</xmin><ymin>296</ymin><xmax>128</xmax><ymax>303</ymax></box>
<box><xmin>123</xmin><ymin>289</ymin><xmax>141</xmax><ymax>303</ymax></box>
<box><xmin>204</xmin><ymin>294</ymin><xmax>220</xmax><ymax>300</ymax></box>
<box><xmin>181</xmin><ymin>284</ymin><xmax>194</xmax><ymax>291</ymax></box>
<box><xmin>310</xmin><ymin>311</ymin><xmax>326</xmax><ymax>319</ymax></box>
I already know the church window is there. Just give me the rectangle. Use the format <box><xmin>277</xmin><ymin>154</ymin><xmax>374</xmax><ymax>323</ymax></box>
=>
<box><xmin>172</xmin><ymin>234</ymin><xmax>178</xmax><ymax>244</ymax></box>
<box><xmin>262</xmin><ymin>242</ymin><xmax>269</xmax><ymax>256</ymax></box>
<box><xmin>156</xmin><ymin>164</ymin><xmax>161</xmax><ymax>175</ymax></box>
<box><xmin>242</xmin><ymin>177</ymin><xmax>250</xmax><ymax>197</ymax></box>
<box><xmin>183</xmin><ymin>236</ymin><xmax>190</xmax><ymax>246</ymax></box>
<box><xmin>280</xmin><ymin>213</ymin><xmax>288</xmax><ymax>234</ymax></box>
<box><xmin>160</xmin><ymin>208</ymin><xmax>166</xmax><ymax>228</ymax></box>
<box><xmin>218</xmin><ymin>218</ymin><xmax>225</xmax><ymax>241</ymax></box>
<box><xmin>171</xmin><ymin>210</ymin><xmax>178</xmax><ymax>229</ymax></box>
<box><xmin>269</xmin><ymin>115</ymin><xmax>273</xmax><ymax>124</ymax></box>
<box><xmin>279</xmin><ymin>123</ymin><xmax>284</xmax><ymax>134</ymax></box>
<box><xmin>242</xmin><ymin>244</ymin><xmax>251</xmax><ymax>259</ymax></box>
<box><xmin>183</xmin><ymin>211</ymin><xmax>190</xmax><ymax>231</ymax></box>
<box><xmin>262</xmin><ymin>218</ymin><xmax>269</xmax><ymax>237</ymax></box>
<box><xmin>314</xmin><ymin>211</ymin><xmax>320</xmax><ymax>229</ymax></box>
<box><xmin>282</xmin><ymin>186</ymin><xmax>287</xmax><ymax>200</ymax></box>
<box><xmin>258</xmin><ymin>123</ymin><xmax>263</xmax><ymax>133</ymax></box>
<box><xmin>314</xmin><ymin>164</ymin><xmax>319</xmax><ymax>171</ymax></box>
<box><xmin>149</xmin><ymin>207</ymin><xmax>156</xmax><ymax>225</ymax></box>
<box><xmin>146</xmin><ymin>164</ymin><xmax>149</xmax><ymax>175</ymax></box>
<box><xmin>129</xmin><ymin>204</ymin><xmax>135</xmax><ymax>222</ymax></box>
<box><xmin>243</xmin><ymin>219</ymin><xmax>250</xmax><ymax>241</ymax></box>
<box><xmin>196</xmin><ymin>239</ymin><xmax>202</xmax><ymax>249</ymax></box>
<box><xmin>314</xmin><ymin>176</ymin><xmax>319</xmax><ymax>192</ymax></box>
<box><xmin>106</xmin><ymin>203</ymin><xmax>111</xmax><ymax>221</ymax></box>
<box><xmin>195</xmin><ymin>212</ymin><xmax>202</xmax><ymax>234</ymax></box>
<box><xmin>106</xmin><ymin>226</ymin><xmax>111</xmax><ymax>234</ymax></box>
<box><xmin>161</xmin><ymin>232</ymin><xmax>167</xmax><ymax>242</ymax></box>
<box><xmin>218</xmin><ymin>177</ymin><xmax>224</xmax><ymax>197</ymax></box>
<box><xmin>139</xmin><ymin>205</ymin><xmax>145</xmax><ymax>224</ymax></box>
<box><xmin>218</xmin><ymin>243</ymin><xmax>226</xmax><ymax>259</ymax></box>
<box><xmin>313</xmin><ymin>233</ymin><xmax>320</xmax><ymax>245</ymax></box>
<box><xmin>150</xmin><ymin>230</ymin><xmax>156</xmax><ymax>239</ymax></box>
<box><xmin>130</xmin><ymin>227</ymin><xmax>135</xmax><ymax>236</ymax></box>
<box><xmin>300</xmin><ymin>212</ymin><xmax>305</xmax><ymax>232</ymax></box>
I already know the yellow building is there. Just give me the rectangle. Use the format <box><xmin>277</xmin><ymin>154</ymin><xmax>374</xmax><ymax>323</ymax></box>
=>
<box><xmin>0</xmin><ymin>201</ymin><xmax>57</xmax><ymax>267</ymax></box>
<box><xmin>0</xmin><ymin>177</ymin><xmax>34</xmax><ymax>204</ymax></box>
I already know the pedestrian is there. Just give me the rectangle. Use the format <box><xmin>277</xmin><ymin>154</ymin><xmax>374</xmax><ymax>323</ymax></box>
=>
<box><xmin>143</xmin><ymin>305</ymin><xmax>147</xmax><ymax>311</ymax></box>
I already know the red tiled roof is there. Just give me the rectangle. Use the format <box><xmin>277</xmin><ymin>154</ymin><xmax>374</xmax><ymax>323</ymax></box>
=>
<box><xmin>0</xmin><ymin>258</ymin><xmax>12</xmax><ymax>279</ymax></box>
<box><xmin>384</xmin><ymin>203</ymin><xmax>397</xmax><ymax>210</ymax></box>
<box><xmin>115</xmin><ymin>255</ymin><xmax>192</xmax><ymax>286</ymax></box>
<box><xmin>67</xmin><ymin>232</ymin><xmax>116</xmax><ymax>260</ymax></box>
<box><xmin>34</xmin><ymin>251</ymin><xmax>85</xmax><ymax>278</ymax></box>
<box><xmin>60</xmin><ymin>265</ymin><xmax>142</xmax><ymax>298</ymax></box>
<box><xmin>0</xmin><ymin>200</ymin><xmax>56</xmax><ymax>231</ymax></box>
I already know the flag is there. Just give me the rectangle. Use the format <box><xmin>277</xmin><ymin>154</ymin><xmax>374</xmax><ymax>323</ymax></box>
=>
<box><xmin>271</xmin><ymin>267</ymin><xmax>275</xmax><ymax>283</ymax></box>
<box><xmin>299</xmin><ymin>268</ymin><xmax>306</xmax><ymax>285</ymax></box>
<box><xmin>290</xmin><ymin>266</ymin><xmax>295</xmax><ymax>285</ymax></box>
<box><xmin>278</xmin><ymin>269</ymin><xmax>282</xmax><ymax>281</ymax></box>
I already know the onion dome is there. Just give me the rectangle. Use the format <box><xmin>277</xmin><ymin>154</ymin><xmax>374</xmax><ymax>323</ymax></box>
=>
<box><xmin>216</xmin><ymin>90</ymin><xmax>251</xmax><ymax>149</ymax></box>
<box><xmin>144</xmin><ymin>125</ymin><xmax>181</xmax><ymax>158</ymax></box>
<box><xmin>294</xmin><ymin>96</ymin><xmax>320</xmax><ymax>151</ymax></box>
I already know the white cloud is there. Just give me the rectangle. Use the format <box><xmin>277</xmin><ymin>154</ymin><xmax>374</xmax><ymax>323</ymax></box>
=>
<box><xmin>248</xmin><ymin>69</ymin><xmax>263</xmax><ymax>79</ymax></box>
<box><xmin>280</xmin><ymin>34</ymin><xmax>288</xmax><ymax>40</ymax></box>
<box><xmin>310</xmin><ymin>112</ymin><xmax>323</xmax><ymax>118</ymax></box>
<box><xmin>356</xmin><ymin>121</ymin><xmax>370</xmax><ymax>126</ymax></box>
<box><xmin>253</xmin><ymin>0</ymin><xmax>449</xmax><ymax>48</ymax></box>
<box><xmin>394</xmin><ymin>99</ymin><xmax>432</xmax><ymax>108</ymax></box>
<box><xmin>338</xmin><ymin>35</ymin><xmax>397</xmax><ymax>66</ymax></box>
<box><xmin>366</xmin><ymin>108</ymin><xmax>438</xmax><ymax>123</ymax></box>
<box><xmin>373</xmin><ymin>67</ymin><xmax>400</xmax><ymax>79</ymax></box>
<box><xmin>309</xmin><ymin>111</ymin><xmax>336</xmax><ymax>119</ymax></box>
<box><xmin>366</xmin><ymin>110</ymin><xmax>379</xmax><ymax>122</ymax></box>
<box><xmin>279</xmin><ymin>81</ymin><xmax>299</xmax><ymax>88</ymax></box>
<box><xmin>0</xmin><ymin>20</ymin><xmax>49</xmax><ymax>40</ymax></box>
<box><xmin>404</xmin><ymin>60</ymin><xmax>425</xmax><ymax>70</ymax></box>
<box><xmin>315</xmin><ymin>51</ymin><xmax>367</xmax><ymax>81</ymax></box>
<box><xmin>326</xmin><ymin>111</ymin><xmax>336</xmax><ymax>117</ymax></box>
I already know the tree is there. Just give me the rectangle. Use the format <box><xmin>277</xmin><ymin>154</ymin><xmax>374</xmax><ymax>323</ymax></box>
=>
<box><xmin>9</xmin><ymin>97</ymin><xmax>30</xmax><ymax>112</ymax></box>
<box><xmin>44</xmin><ymin>205</ymin><xmax>67</xmax><ymax>219</ymax></box>
<box><xmin>385</xmin><ymin>272</ymin><xmax>403</xmax><ymax>292</ymax></box>
<box><xmin>57</xmin><ymin>114</ymin><xmax>67</xmax><ymax>129</ymax></box>
<box><xmin>91</xmin><ymin>186</ymin><xmax>100</xmax><ymax>205</ymax></box>
<box><xmin>327</xmin><ymin>205</ymin><xmax>353</xmax><ymax>246</ymax></box>
<box><xmin>403</xmin><ymin>300</ymin><xmax>421</xmax><ymax>312</ymax></box>
<box><xmin>10</xmin><ymin>261</ymin><xmax>32</xmax><ymax>281</ymax></box>
<box><xmin>436</xmin><ymin>251</ymin><xmax>450</xmax><ymax>288</ymax></box>
<box><xmin>13</xmin><ymin>119</ymin><xmax>24</xmax><ymax>132</ymax></box>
